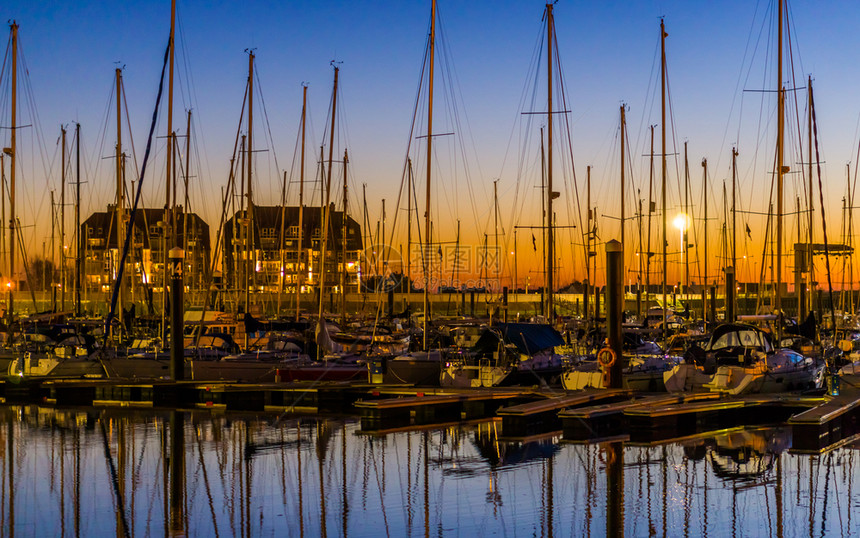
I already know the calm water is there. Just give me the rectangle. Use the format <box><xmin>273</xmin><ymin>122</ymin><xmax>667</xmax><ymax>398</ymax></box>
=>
<box><xmin>0</xmin><ymin>405</ymin><xmax>858</xmax><ymax>537</ymax></box>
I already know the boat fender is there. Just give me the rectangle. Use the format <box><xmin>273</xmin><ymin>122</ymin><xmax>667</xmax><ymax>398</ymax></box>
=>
<box><xmin>597</xmin><ymin>347</ymin><xmax>617</xmax><ymax>368</ymax></box>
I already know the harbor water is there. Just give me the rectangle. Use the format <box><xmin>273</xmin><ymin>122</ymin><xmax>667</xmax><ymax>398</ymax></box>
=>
<box><xmin>0</xmin><ymin>405</ymin><xmax>857</xmax><ymax>537</ymax></box>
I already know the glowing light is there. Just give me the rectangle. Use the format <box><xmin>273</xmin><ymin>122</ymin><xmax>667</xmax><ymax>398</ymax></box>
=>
<box><xmin>673</xmin><ymin>213</ymin><xmax>689</xmax><ymax>232</ymax></box>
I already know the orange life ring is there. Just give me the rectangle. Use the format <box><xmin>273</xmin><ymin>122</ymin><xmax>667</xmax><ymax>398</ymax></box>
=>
<box><xmin>597</xmin><ymin>347</ymin><xmax>617</xmax><ymax>368</ymax></box>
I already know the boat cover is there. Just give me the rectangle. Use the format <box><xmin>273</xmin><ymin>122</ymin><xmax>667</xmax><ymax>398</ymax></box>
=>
<box><xmin>474</xmin><ymin>323</ymin><xmax>564</xmax><ymax>355</ymax></box>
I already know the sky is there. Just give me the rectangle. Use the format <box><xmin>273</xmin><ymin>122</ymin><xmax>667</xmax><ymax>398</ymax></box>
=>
<box><xmin>3</xmin><ymin>0</ymin><xmax>860</xmax><ymax>290</ymax></box>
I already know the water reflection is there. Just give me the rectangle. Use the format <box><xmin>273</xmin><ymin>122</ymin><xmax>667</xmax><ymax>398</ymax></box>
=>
<box><xmin>0</xmin><ymin>406</ymin><xmax>858</xmax><ymax>536</ymax></box>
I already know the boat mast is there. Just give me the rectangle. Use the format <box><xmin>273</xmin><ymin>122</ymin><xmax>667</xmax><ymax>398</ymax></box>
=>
<box><xmin>683</xmin><ymin>142</ymin><xmax>690</xmax><ymax>297</ymax></box>
<box><xmin>423</xmin><ymin>0</ymin><xmax>436</xmax><ymax>350</ymax></box>
<box><xmin>114</xmin><ymin>67</ymin><xmax>126</xmax><ymax>338</ymax></box>
<box><xmin>60</xmin><ymin>126</ymin><xmax>66</xmax><ymax>311</ymax></box>
<box><xmin>184</xmin><ymin>111</ymin><xmax>191</xmax><ymax>294</ymax></box>
<box><xmin>162</xmin><ymin>0</ymin><xmax>176</xmax><ymax>342</ymax></box>
<box><xmin>660</xmin><ymin>18</ymin><xmax>668</xmax><ymax>339</ymax></box>
<box><xmin>776</xmin><ymin>0</ymin><xmax>785</xmax><ymax>327</ymax></box>
<box><xmin>732</xmin><ymin>145</ymin><xmax>738</xmax><ymax>317</ymax></box>
<box><xmin>295</xmin><ymin>84</ymin><xmax>307</xmax><ymax>322</ymax></box>
<box><xmin>246</xmin><ymin>50</ymin><xmax>255</xmax><ymax>311</ymax></box>
<box><xmin>545</xmin><ymin>2</ymin><xmax>555</xmax><ymax>320</ymax></box>
<box><xmin>278</xmin><ymin>169</ymin><xmax>286</xmax><ymax>317</ymax></box>
<box><xmin>494</xmin><ymin>179</ymin><xmax>499</xmax><ymax>287</ymax></box>
<box><xmin>807</xmin><ymin>76</ymin><xmax>814</xmax><ymax>320</ymax></box>
<box><xmin>647</xmin><ymin>125</ymin><xmax>655</xmax><ymax>308</ymax></box>
<box><xmin>731</xmin><ymin>147</ymin><xmax>738</xmax><ymax>272</ymax></box>
<box><xmin>75</xmin><ymin>123</ymin><xmax>81</xmax><ymax>317</ymax></box>
<box><xmin>7</xmin><ymin>22</ymin><xmax>17</xmax><ymax>333</ymax></box>
<box><xmin>318</xmin><ymin>66</ymin><xmax>339</xmax><ymax>322</ymax></box>
<box><xmin>620</xmin><ymin>104</ymin><xmax>626</xmax><ymax>244</ymax></box>
<box><xmin>407</xmin><ymin>158</ymin><xmax>413</xmax><ymax>288</ymax></box>
<box><xmin>702</xmin><ymin>158</ymin><xmax>708</xmax><ymax>321</ymax></box>
<box><xmin>341</xmin><ymin>149</ymin><xmax>348</xmax><ymax>325</ymax></box>
<box><xmin>586</xmin><ymin>165</ymin><xmax>591</xmax><ymax>320</ymax></box>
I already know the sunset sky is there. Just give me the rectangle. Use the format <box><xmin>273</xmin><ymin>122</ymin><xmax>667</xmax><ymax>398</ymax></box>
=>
<box><xmin>3</xmin><ymin>1</ymin><xmax>860</xmax><ymax>290</ymax></box>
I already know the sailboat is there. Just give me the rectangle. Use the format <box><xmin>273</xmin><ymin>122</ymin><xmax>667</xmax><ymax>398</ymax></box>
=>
<box><xmin>663</xmin><ymin>0</ymin><xmax>823</xmax><ymax>394</ymax></box>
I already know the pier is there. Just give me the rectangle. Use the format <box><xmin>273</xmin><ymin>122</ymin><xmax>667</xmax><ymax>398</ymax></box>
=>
<box><xmin>3</xmin><ymin>375</ymin><xmax>860</xmax><ymax>453</ymax></box>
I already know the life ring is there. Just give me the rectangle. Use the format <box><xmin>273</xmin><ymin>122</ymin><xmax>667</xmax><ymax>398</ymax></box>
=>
<box><xmin>597</xmin><ymin>347</ymin><xmax>617</xmax><ymax>368</ymax></box>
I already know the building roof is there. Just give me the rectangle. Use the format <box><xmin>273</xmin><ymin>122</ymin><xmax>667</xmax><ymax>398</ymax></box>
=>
<box><xmin>82</xmin><ymin>205</ymin><xmax>211</xmax><ymax>251</ymax></box>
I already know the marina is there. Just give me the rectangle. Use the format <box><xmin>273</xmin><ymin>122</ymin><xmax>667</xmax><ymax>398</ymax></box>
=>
<box><xmin>6</xmin><ymin>0</ymin><xmax>860</xmax><ymax>534</ymax></box>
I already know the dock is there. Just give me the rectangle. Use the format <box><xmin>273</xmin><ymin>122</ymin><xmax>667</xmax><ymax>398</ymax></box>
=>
<box><xmin>496</xmin><ymin>389</ymin><xmax>631</xmax><ymax>437</ymax></box>
<box><xmin>1</xmin><ymin>374</ymin><xmax>859</xmax><ymax>452</ymax></box>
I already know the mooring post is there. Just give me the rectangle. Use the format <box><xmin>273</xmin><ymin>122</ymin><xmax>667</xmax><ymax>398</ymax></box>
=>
<box><xmin>387</xmin><ymin>288</ymin><xmax>394</xmax><ymax>317</ymax></box>
<box><xmin>606</xmin><ymin>240</ymin><xmax>623</xmax><ymax>388</ymax></box>
<box><xmin>605</xmin><ymin>441</ymin><xmax>624</xmax><ymax>537</ymax></box>
<box><xmin>636</xmin><ymin>288</ymin><xmax>641</xmax><ymax>319</ymax></box>
<box><xmin>725</xmin><ymin>266</ymin><xmax>735</xmax><ymax>322</ymax></box>
<box><xmin>583</xmin><ymin>278</ymin><xmax>590</xmax><ymax>321</ymax></box>
<box><xmin>169</xmin><ymin>247</ymin><xmax>184</xmax><ymax>381</ymax></box>
<box><xmin>710</xmin><ymin>285</ymin><xmax>717</xmax><ymax>323</ymax></box>
<box><xmin>169</xmin><ymin>409</ymin><xmax>186</xmax><ymax>534</ymax></box>
<box><xmin>502</xmin><ymin>286</ymin><xmax>508</xmax><ymax>323</ymax></box>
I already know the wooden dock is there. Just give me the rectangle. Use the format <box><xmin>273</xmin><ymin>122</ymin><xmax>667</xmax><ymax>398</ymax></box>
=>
<box><xmin>622</xmin><ymin>394</ymin><xmax>824</xmax><ymax>443</ymax></box>
<box><xmin>2</xmin><ymin>374</ymin><xmax>860</xmax><ymax>452</ymax></box>
<box><xmin>789</xmin><ymin>394</ymin><xmax>860</xmax><ymax>452</ymax></box>
<box><xmin>496</xmin><ymin>389</ymin><xmax>631</xmax><ymax>437</ymax></box>
<box><xmin>559</xmin><ymin>393</ymin><xmax>720</xmax><ymax>440</ymax></box>
<box><xmin>355</xmin><ymin>389</ymin><xmax>530</xmax><ymax>431</ymax></box>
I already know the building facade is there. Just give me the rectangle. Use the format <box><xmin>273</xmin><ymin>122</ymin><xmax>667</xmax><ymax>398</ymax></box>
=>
<box><xmin>81</xmin><ymin>205</ymin><xmax>211</xmax><ymax>297</ymax></box>
<box><xmin>222</xmin><ymin>204</ymin><xmax>363</xmax><ymax>295</ymax></box>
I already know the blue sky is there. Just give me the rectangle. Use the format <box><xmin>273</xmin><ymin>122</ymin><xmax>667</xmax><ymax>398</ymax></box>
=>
<box><xmin>3</xmin><ymin>0</ymin><xmax>860</xmax><ymax>285</ymax></box>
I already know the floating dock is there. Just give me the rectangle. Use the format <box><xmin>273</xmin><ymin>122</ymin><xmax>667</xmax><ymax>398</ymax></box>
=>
<box><xmin>1</xmin><ymin>375</ymin><xmax>859</xmax><ymax>452</ymax></box>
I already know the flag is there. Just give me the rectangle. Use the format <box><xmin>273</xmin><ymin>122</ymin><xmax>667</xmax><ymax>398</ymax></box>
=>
<box><xmin>745</xmin><ymin>223</ymin><xmax>752</xmax><ymax>240</ymax></box>
<box><xmin>532</xmin><ymin>233</ymin><xmax>537</xmax><ymax>252</ymax></box>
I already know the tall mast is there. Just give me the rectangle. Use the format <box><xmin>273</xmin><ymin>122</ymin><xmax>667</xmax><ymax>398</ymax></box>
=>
<box><xmin>341</xmin><ymin>149</ymin><xmax>348</xmax><ymax>324</ymax></box>
<box><xmin>75</xmin><ymin>123</ymin><xmax>81</xmax><ymax>317</ymax></box>
<box><xmin>494</xmin><ymin>179</ymin><xmax>499</xmax><ymax>285</ymax></box>
<box><xmin>647</xmin><ymin>125</ymin><xmax>654</xmax><ymax>305</ymax></box>
<box><xmin>683</xmin><ymin>142</ymin><xmax>690</xmax><ymax>296</ymax></box>
<box><xmin>731</xmin><ymin>147</ymin><xmax>738</xmax><ymax>270</ymax></box>
<box><xmin>776</xmin><ymin>0</ymin><xmax>785</xmax><ymax>324</ymax></box>
<box><xmin>184</xmin><ymin>110</ymin><xmax>191</xmax><ymax>291</ymax></box>
<box><xmin>620</xmin><ymin>105</ymin><xmax>626</xmax><ymax>244</ymax></box>
<box><xmin>732</xmin><ymin>146</ymin><xmax>738</xmax><ymax>317</ymax></box>
<box><xmin>247</xmin><ymin>50</ymin><xmax>255</xmax><ymax>305</ymax></box>
<box><xmin>238</xmin><ymin>135</ymin><xmax>245</xmax><ymax>311</ymax></box>
<box><xmin>60</xmin><ymin>126</ymin><xmax>66</xmax><ymax>311</ymax></box>
<box><xmin>51</xmin><ymin>192</ymin><xmax>55</xmax><ymax>311</ymax></box>
<box><xmin>586</xmin><ymin>165</ymin><xmax>591</xmax><ymax>319</ymax></box>
<box><xmin>423</xmin><ymin>0</ymin><xmax>436</xmax><ymax>350</ymax></box>
<box><xmin>7</xmin><ymin>22</ymin><xmax>17</xmax><ymax>329</ymax></box>
<box><xmin>702</xmin><ymin>158</ymin><xmax>708</xmax><ymax>321</ymax></box>
<box><xmin>407</xmin><ymin>158</ymin><xmax>413</xmax><ymax>287</ymax></box>
<box><xmin>295</xmin><ymin>85</ymin><xmax>307</xmax><ymax>321</ymax></box>
<box><xmin>660</xmin><ymin>18</ymin><xmax>668</xmax><ymax>337</ymax></box>
<box><xmin>114</xmin><ymin>67</ymin><xmax>126</xmax><ymax>335</ymax></box>
<box><xmin>318</xmin><ymin>66</ymin><xmax>339</xmax><ymax>322</ymax></box>
<box><xmin>807</xmin><ymin>76</ymin><xmax>814</xmax><ymax>320</ymax></box>
<box><xmin>545</xmin><ymin>2</ymin><xmax>555</xmax><ymax>320</ymax></box>
<box><xmin>278</xmin><ymin>169</ymin><xmax>287</xmax><ymax>316</ymax></box>
<box><xmin>162</xmin><ymin>0</ymin><xmax>176</xmax><ymax>340</ymax></box>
